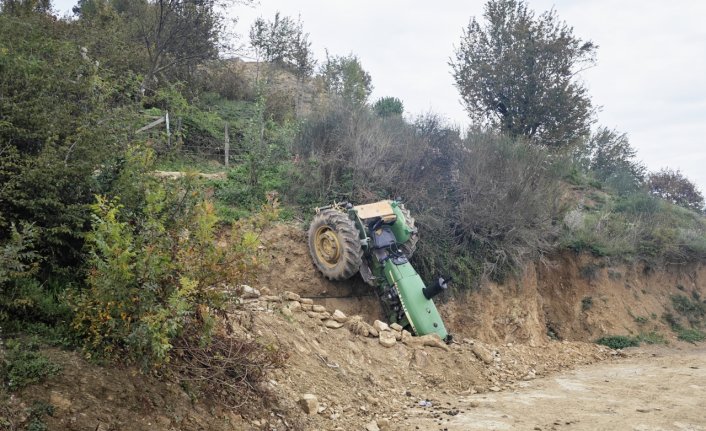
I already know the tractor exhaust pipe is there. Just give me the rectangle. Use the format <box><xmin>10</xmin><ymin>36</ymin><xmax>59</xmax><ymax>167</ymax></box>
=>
<box><xmin>422</xmin><ymin>276</ymin><xmax>451</xmax><ymax>300</ymax></box>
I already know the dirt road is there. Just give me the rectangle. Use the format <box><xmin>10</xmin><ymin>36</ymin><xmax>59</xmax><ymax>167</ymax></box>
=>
<box><xmin>404</xmin><ymin>346</ymin><xmax>706</xmax><ymax>431</ymax></box>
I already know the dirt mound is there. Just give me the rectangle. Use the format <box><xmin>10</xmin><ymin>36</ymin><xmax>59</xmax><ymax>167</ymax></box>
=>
<box><xmin>257</xmin><ymin>223</ymin><xmax>383</xmax><ymax>322</ymax></box>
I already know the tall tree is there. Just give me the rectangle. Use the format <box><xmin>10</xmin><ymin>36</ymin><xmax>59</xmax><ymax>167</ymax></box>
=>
<box><xmin>249</xmin><ymin>12</ymin><xmax>316</xmax><ymax>77</ymax></box>
<box><xmin>320</xmin><ymin>53</ymin><xmax>372</xmax><ymax>106</ymax></box>
<box><xmin>648</xmin><ymin>169</ymin><xmax>704</xmax><ymax>212</ymax></box>
<box><xmin>451</xmin><ymin>0</ymin><xmax>596</xmax><ymax>147</ymax></box>
<box><xmin>581</xmin><ymin>127</ymin><xmax>645</xmax><ymax>192</ymax></box>
<box><xmin>110</xmin><ymin>0</ymin><xmax>226</xmax><ymax>92</ymax></box>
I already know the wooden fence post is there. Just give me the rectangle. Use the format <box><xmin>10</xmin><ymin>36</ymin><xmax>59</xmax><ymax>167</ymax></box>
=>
<box><xmin>224</xmin><ymin>122</ymin><xmax>230</xmax><ymax>168</ymax></box>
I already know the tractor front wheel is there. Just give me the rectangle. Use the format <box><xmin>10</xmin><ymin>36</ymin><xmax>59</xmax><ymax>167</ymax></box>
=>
<box><xmin>308</xmin><ymin>209</ymin><xmax>363</xmax><ymax>280</ymax></box>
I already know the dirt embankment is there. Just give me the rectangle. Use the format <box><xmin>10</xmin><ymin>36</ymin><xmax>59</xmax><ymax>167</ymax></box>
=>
<box><xmin>440</xmin><ymin>252</ymin><xmax>706</xmax><ymax>345</ymax></box>
<box><xmin>7</xmin><ymin>223</ymin><xmax>704</xmax><ymax>431</ymax></box>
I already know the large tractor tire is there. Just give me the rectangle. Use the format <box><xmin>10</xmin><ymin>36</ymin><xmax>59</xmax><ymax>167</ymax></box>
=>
<box><xmin>308</xmin><ymin>209</ymin><xmax>363</xmax><ymax>280</ymax></box>
<box><xmin>398</xmin><ymin>203</ymin><xmax>418</xmax><ymax>258</ymax></box>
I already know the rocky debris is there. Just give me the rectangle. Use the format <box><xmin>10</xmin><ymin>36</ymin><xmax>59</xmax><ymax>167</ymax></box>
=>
<box><xmin>287</xmin><ymin>300</ymin><xmax>302</xmax><ymax>312</ymax></box>
<box><xmin>283</xmin><ymin>291</ymin><xmax>301</xmax><ymax>301</ymax></box>
<box><xmin>390</xmin><ymin>323</ymin><xmax>403</xmax><ymax>332</ymax></box>
<box><xmin>240</xmin><ymin>285</ymin><xmax>260</xmax><ymax>299</ymax></box>
<box><xmin>365</xmin><ymin>420</ymin><xmax>380</xmax><ymax>431</ymax></box>
<box><xmin>300</xmin><ymin>298</ymin><xmax>314</xmax><ymax>305</ymax></box>
<box><xmin>324</xmin><ymin>319</ymin><xmax>344</xmax><ymax>329</ymax></box>
<box><xmin>373</xmin><ymin>320</ymin><xmax>390</xmax><ymax>332</ymax></box>
<box><xmin>332</xmin><ymin>309</ymin><xmax>348</xmax><ymax>323</ymax></box>
<box><xmin>262</xmin><ymin>295</ymin><xmax>282</xmax><ymax>302</ymax></box>
<box><xmin>401</xmin><ymin>332</ymin><xmax>450</xmax><ymax>351</ymax></box>
<box><xmin>312</xmin><ymin>304</ymin><xmax>327</xmax><ymax>313</ymax></box>
<box><xmin>410</xmin><ymin>349</ymin><xmax>429</xmax><ymax>368</ymax></box>
<box><xmin>306</xmin><ymin>311</ymin><xmax>331</xmax><ymax>320</ymax></box>
<box><xmin>281</xmin><ymin>307</ymin><xmax>293</xmax><ymax>318</ymax></box>
<box><xmin>348</xmin><ymin>316</ymin><xmax>371</xmax><ymax>337</ymax></box>
<box><xmin>302</xmin><ymin>303</ymin><xmax>314</xmax><ymax>311</ymax></box>
<box><xmin>298</xmin><ymin>394</ymin><xmax>319</xmax><ymax>415</ymax></box>
<box><xmin>470</xmin><ymin>344</ymin><xmax>495</xmax><ymax>364</ymax></box>
<box><xmin>379</xmin><ymin>331</ymin><xmax>397</xmax><ymax>348</ymax></box>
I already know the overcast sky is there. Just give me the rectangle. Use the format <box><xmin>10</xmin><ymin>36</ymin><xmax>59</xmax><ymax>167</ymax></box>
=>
<box><xmin>54</xmin><ymin>0</ymin><xmax>706</xmax><ymax>192</ymax></box>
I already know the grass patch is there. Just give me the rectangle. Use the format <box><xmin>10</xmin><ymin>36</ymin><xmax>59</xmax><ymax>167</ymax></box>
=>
<box><xmin>636</xmin><ymin>332</ymin><xmax>667</xmax><ymax>345</ymax></box>
<box><xmin>595</xmin><ymin>335</ymin><xmax>640</xmax><ymax>349</ymax></box>
<box><xmin>0</xmin><ymin>338</ymin><xmax>61</xmax><ymax>390</ymax></box>
<box><xmin>676</xmin><ymin>328</ymin><xmax>706</xmax><ymax>343</ymax></box>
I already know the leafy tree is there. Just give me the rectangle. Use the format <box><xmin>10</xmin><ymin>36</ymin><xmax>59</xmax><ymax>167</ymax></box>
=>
<box><xmin>0</xmin><ymin>0</ymin><xmax>52</xmax><ymax>15</ymax></box>
<box><xmin>648</xmin><ymin>169</ymin><xmax>704</xmax><ymax>212</ymax></box>
<box><xmin>578</xmin><ymin>127</ymin><xmax>645</xmax><ymax>193</ymax></box>
<box><xmin>249</xmin><ymin>12</ymin><xmax>315</xmax><ymax>77</ymax></box>
<box><xmin>451</xmin><ymin>0</ymin><xmax>596</xmax><ymax>147</ymax></box>
<box><xmin>320</xmin><ymin>53</ymin><xmax>372</xmax><ymax>106</ymax></box>
<box><xmin>373</xmin><ymin>96</ymin><xmax>404</xmax><ymax>117</ymax></box>
<box><xmin>106</xmin><ymin>0</ymin><xmax>226</xmax><ymax>92</ymax></box>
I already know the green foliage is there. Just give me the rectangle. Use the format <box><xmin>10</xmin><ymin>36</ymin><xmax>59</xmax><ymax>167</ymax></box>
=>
<box><xmin>25</xmin><ymin>401</ymin><xmax>54</xmax><ymax>431</ymax></box>
<box><xmin>648</xmin><ymin>168</ymin><xmax>704</xmax><ymax>212</ymax></box>
<box><xmin>581</xmin><ymin>296</ymin><xmax>593</xmax><ymax>311</ymax></box>
<box><xmin>249</xmin><ymin>12</ymin><xmax>316</xmax><ymax>77</ymax></box>
<box><xmin>671</xmin><ymin>294</ymin><xmax>706</xmax><ymax>326</ymax></box>
<box><xmin>676</xmin><ymin>328</ymin><xmax>706</xmax><ymax>343</ymax></box>
<box><xmin>373</xmin><ymin>96</ymin><xmax>404</xmax><ymax>117</ymax></box>
<box><xmin>595</xmin><ymin>335</ymin><xmax>639</xmax><ymax>349</ymax></box>
<box><xmin>636</xmin><ymin>332</ymin><xmax>666</xmax><ymax>345</ymax></box>
<box><xmin>451</xmin><ymin>0</ymin><xmax>595</xmax><ymax>147</ymax></box>
<box><xmin>576</xmin><ymin>128</ymin><xmax>645</xmax><ymax>195</ymax></box>
<box><xmin>0</xmin><ymin>338</ymin><xmax>61</xmax><ymax>390</ymax></box>
<box><xmin>321</xmin><ymin>53</ymin><xmax>373</xmax><ymax>106</ymax></box>
<box><xmin>70</xmin><ymin>167</ymin><xmax>278</xmax><ymax>368</ymax></box>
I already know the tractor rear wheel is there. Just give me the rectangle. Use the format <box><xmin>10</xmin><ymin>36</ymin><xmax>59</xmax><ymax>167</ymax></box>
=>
<box><xmin>308</xmin><ymin>209</ymin><xmax>363</xmax><ymax>280</ymax></box>
<box><xmin>398</xmin><ymin>203</ymin><xmax>418</xmax><ymax>258</ymax></box>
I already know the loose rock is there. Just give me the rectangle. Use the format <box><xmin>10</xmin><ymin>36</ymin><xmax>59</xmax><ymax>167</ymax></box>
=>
<box><xmin>390</xmin><ymin>323</ymin><xmax>403</xmax><ymax>332</ymax></box>
<box><xmin>312</xmin><ymin>304</ymin><xmax>327</xmax><ymax>313</ymax></box>
<box><xmin>332</xmin><ymin>309</ymin><xmax>348</xmax><ymax>323</ymax></box>
<box><xmin>373</xmin><ymin>320</ymin><xmax>390</xmax><ymax>332</ymax></box>
<box><xmin>298</xmin><ymin>394</ymin><xmax>318</xmax><ymax>415</ymax></box>
<box><xmin>287</xmin><ymin>301</ymin><xmax>302</xmax><ymax>312</ymax></box>
<box><xmin>283</xmin><ymin>291</ymin><xmax>301</xmax><ymax>301</ymax></box>
<box><xmin>471</xmin><ymin>344</ymin><xmax>494</xmax><ymax>364</ymax></box>
<box><xmin>365</xmin><ymin>420</ymin><xmax>380</xmax><ymax>431</ymax></box>
<box><xmin>324</xmin><ymin>319</ymin><xmax>343</xmax><ymax>329</ymax></box>
<box><xmin>379</xmin><ymin>331</ymin><xmax>397</xmax><ymax>348</ymax></box>
<box><xmin>240</xmin><ymin>285</ymin><xmax>260</xmax><ymax>299</ymax></box>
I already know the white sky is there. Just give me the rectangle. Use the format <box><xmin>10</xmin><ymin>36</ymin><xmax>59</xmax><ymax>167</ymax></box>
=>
<box><xmin>54</xmin><ymin>0</ymin><xmax>706</xmax><ymax>192</ymax></box>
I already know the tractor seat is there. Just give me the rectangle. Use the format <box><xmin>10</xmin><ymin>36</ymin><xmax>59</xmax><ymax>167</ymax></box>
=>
<box><xmin>371</xmin><ymin>224</ymin><xmax>397</xmax><ymax>249</ymax></box>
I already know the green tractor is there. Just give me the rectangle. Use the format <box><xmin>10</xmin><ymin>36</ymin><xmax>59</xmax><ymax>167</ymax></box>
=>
<box><xmin>307</xmin><ymin>200</ymin><xmax>451</xmax><ymax>342</ymax></box>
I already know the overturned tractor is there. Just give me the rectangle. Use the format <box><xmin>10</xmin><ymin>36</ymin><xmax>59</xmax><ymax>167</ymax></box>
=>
<box><xmin>307</xmin><ymin>200</ymin><xmax>451</xmax><ymax>342</ymax></box>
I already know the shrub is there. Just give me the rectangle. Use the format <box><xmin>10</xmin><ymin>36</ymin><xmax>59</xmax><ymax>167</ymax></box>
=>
<box><xmin>636</xmin><ymin>332</ymin><xmax>666</xmax><ymax>345</ymax></box>
<box><xmin>677</xmin><ymin>328</ymin><xmax>706</xmax><ymax>343</ymax></box>
<box><xmin>0</xmin><ymin>338</ymin><xmax>61</xmax><ymax>390</ymax></box>
<box><xmin>70</xmin><ymin>170</ymin><xmax>278</xmax><ymax>368</ymax></box>
<box><xmin>581</xmin><ymin>296</ymin><xmax>593</xmax><ymax>311</ymax></box>
<box><xmin>595</xmin><ymin>335</ymin><xmax>639</xmax><ymax>349</ymax></box>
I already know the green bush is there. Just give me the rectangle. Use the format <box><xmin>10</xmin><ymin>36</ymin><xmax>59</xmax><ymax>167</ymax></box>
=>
<box><xmin>0</xmin><ymin>338</ymin><xmax>61</xmax><ymax>390</ymax></box>
<box><xmin>595</xmin><ymin>335</ymin><xmax>640</xmax><ymax>349</ymax></box>
<box><xmin>676</xmin><ymin>328</ymin><xmax>706</xmax><ymax>343</ymax></box>
<box><xmin>70</xmin><ymin>169</ymin><xmax>278</xmax><ymax>368</ymax></box>
<box><xmin>636</xmin><ymin>332</ymin><xmax>666</xmax><ymax>345</ymax></box>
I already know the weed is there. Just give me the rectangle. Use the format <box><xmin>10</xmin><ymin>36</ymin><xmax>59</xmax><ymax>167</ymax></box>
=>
<box><xmin>633</xmin><ymin>316</ymin><xmax>649</xmax><ymax>325</ymax></box>
<box><xmin>595</xmin><ymin>335</ymin><xmax>640</xmax><ymax>349</ymax></box>
<box><xmin>0</xmin><ymin>338</ymin><xmax>61</xmax><ymax>390</ymax></box>
<box><xmin>636</xmin><ymin>332</ymin><xmax>667</xmax><ymax>345</ymax></box>
<box><xmin>25</xmin><ymin>401</ymin><xmax>54</xmax><ymax>431</ymax></box>
<box><xmin>676</xmin><ymin>328</ymin><xmax>706</xmax><ymax>343</ymax></box>
<box><xmin>581</xmin><ymin>296</ymin><xmax>593</xmax><ymax>312</ymax></box>
<box><xmin>662</xmin><ymin>312</ymin><xmax>682</xmax><ymax>331</ymax></box>
<box><xmin>579</xmin><ymin>265</ymin><xmax>600</xmax><ymax>281</ymax></box>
